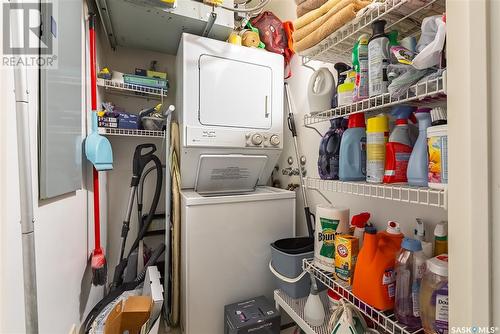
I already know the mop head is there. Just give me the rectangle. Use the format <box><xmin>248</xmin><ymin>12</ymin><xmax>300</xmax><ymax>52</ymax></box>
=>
<box><xmin>91</xmin><ymin>247</ymin><xmax>107</xmax><ymax>286</ymax></box>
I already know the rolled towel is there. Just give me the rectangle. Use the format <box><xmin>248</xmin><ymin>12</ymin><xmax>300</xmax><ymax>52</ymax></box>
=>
<box><xmin>294</xmin><ymin>0</ymin><xmax>343</xmax><ymax>29</ymax></box>
<box><xmin>294</xmin><ymin>0</ymin><xmax>370</xmax><ymax>41</ymax></box>
<box><xmin>296</xmin><ymin>0</ymin><xmax>329</xmax><ymax>17</ymax></box>
<box><xmin>295</xmin><ymin>4</ymin><xmax>358</xmax><ymax>52</ymax></box>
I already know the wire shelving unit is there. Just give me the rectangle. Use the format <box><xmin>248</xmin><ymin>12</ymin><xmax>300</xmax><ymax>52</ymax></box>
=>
<box><xmin>97</xmin><ymin>127</ymin><xmax>166</xmax><ymax>138</ymax></box>
<box><xmin>96</xmin><ymin>78</ymin><xmax>167</xmax><ymax>100</ymax></box>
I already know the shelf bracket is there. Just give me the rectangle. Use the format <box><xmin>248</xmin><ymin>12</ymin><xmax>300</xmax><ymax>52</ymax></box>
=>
<box><xmin>202</xmin><ymin>11</ymin><xmax>217</xmax><ymax>37</ymax></box>
<box><xmin>94</xmin><ymin>0</ymin><xmax>117</xmax><ymax>50</ymax></box>
<box><xmin>304</xmin><ymin>123</ymin><xmax>324</xmax><ymax>137</ymax></box>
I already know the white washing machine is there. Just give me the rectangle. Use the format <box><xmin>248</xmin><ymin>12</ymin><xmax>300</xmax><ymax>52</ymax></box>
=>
<box><xmin>180</xmin><ymin>187</ymin><xmax>295</xmax><ymax>334</ymax></box>
<box><xmin>176</xmin><ymin>33</ymin><xmax>284</xmax><ymax>195</ymax></box>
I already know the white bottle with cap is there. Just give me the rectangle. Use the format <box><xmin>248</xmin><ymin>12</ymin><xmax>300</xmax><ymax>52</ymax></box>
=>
<box><xmin>414</xmin><ymin>218</ymin><xmax>433</xmax><ymax>258</ymax></box>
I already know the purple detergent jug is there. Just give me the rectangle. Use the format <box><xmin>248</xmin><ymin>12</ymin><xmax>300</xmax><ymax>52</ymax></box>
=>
<box><xmin>318</xmin><ymin>118</ymin><xmax>347</xmax><ymax>179</ymax></box>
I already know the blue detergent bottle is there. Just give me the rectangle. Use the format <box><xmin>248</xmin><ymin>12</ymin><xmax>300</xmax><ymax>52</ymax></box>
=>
<box><xmin>407</xmin><ymin>108</ymin><xmax>432</xmax><ymax>186</ymax></box>
<box><xmin>339</xmin><ymin>113</ymin><xmax>366</xmax><ymax>181</ymax></box>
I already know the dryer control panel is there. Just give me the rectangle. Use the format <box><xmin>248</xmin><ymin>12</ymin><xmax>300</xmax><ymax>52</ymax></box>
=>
<box><xmin>245</xmin><ymin>133</ymin><xmax>281</xmax><ymax>148</ymax></box>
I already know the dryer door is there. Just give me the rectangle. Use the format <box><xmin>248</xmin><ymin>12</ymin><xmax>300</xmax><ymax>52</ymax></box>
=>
<box><xmin>199</xmin><ymin>55</ymin><xmax>273</xmax><ymax>130</ymax></box>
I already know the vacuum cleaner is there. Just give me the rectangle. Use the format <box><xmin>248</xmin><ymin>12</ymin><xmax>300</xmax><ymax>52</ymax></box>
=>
<box><xmin>83</xmin><ymin>143</ymin><xmax>165</xmax><ymax>332</ymax></box>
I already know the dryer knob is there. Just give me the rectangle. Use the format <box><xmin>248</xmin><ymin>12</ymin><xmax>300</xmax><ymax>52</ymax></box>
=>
<box><xmin>251</xmin><ymin>133</ymin><xmax>263</xmax><ymax>146</ymax></box>
<box><xmin>270</xmin><ymin>135</ymin><xmax>280</xmax><ymax>146</ymax></box>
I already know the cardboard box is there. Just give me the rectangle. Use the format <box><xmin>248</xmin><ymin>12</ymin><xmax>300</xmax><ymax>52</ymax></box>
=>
<box><xmin>104</xmin><ymin>296</ymin><xmax>152</xmax><ymax>334</ymax></box>
<box><xmin>334</xmin><ymin>234</ymin><xmax>359</xmax><ymax>286</ymax></box>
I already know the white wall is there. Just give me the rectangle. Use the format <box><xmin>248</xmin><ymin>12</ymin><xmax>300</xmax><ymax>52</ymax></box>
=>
<box><xmin>0</xmin><ymin>9</ymin><xmax>104</xmax><ymax>334</ymax></box>
<box><xmin>268</xmin><ymin>1</ymin><xmax>446</xmax><ymax>239</ymax></box>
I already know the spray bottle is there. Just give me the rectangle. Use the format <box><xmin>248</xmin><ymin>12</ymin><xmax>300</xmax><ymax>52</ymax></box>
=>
<box><xmin>414</xmin><ymin>218</ymin><xmax>433</xmax><ymax>258</ymax></box>
<box><xmin>332</xmin><ymin>63</ymin><xmax>351</xmax><ymax>108</ymax></box>
<box><xmin>353</xmin><ymin>34</ymin><xmax>369</xmax><ymax>101</ymax></box>
<box><xmin>407</xmin><ymin>108</ymin><xmax>432</xmax><ymax>186</ymax></box>
<box><xmin>368</xmin><ymin>20</ymin><xmax>390</xmax><ymax>96</ymax></box>
<box><xmin>384</xmin><ymin>106</ymin><xmax>416</xmax><ymax>183</ymax></box>
<box><xmin>351</xmin><ymin>212</ymin><xmax>371</xmax><ymax>249</ymax></box>
<box><xmin>304</xmin><ymin>273</ymin><xmax>325</xmax><ymax>326</ymax></box>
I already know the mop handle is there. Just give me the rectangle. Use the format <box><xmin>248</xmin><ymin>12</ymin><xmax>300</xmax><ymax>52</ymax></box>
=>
<box><xmin>93</xmin><ymin>167</ymin><xmax>101</xmax><ymax>249</ymax></box>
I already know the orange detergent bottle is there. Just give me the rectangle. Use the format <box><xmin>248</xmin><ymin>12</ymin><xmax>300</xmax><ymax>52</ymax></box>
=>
<box><xmin>352</xmin><ymin>221</ymin><xmax>404</xmax><ymax>310</ymax></box>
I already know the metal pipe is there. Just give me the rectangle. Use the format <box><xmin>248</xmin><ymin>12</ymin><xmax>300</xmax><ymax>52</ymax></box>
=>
<box><xmin>11</xmin><ymin>1</ymin><xmax>39</xmax><ymax>332</ymax></box>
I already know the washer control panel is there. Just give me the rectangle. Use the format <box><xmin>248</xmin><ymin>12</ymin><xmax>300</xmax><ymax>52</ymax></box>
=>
<box><xmin>245</xmin><ymin>133</ymin><xmax>281</xmax><ymax>148</ymax></box>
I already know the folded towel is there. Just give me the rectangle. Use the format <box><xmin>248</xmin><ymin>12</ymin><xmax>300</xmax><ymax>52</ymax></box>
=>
<box><xmin>295</xmin><ymin>4</ymin><xmax>358</xmax><ymax>52</ymax></box>
<box><xmin>296</xmin><ymin>0</ymin><xmax>329</xmax><ymax>17</ymax></box>
<box><xmin>294</xmin><ymin>0</ymin><xmax>370</xmax><ymax>41</ymax></box>
<box><xmin>294</xmin><ymin>0</ymin><xmax>343</xmax><ymax>29</ymax></box>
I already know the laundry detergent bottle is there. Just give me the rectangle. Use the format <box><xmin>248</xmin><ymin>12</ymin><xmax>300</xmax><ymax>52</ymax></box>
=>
<box><xmin>407</xmin><ymin>108</ymin><xmax>432</xmax><ymax>186</ymax></box>
<box><xmin>384</xmin><ymin>106</ymin><xmax>416</xmax><ymax>183</ymax></box>
<box><xmin>318</xmin><ymin>118</ymin><xmax>347</xmax><ymax>180</ymax></box>
<box><xmin>368</xmin><ymin>20</ymin><xmax>390</xmax><ymax>97</ymax></box>
<box><xmin>339</xmin><ymin>113</ymin><xmax>366</xmax><ymax>181</ymax></box>
<box><xmin>353</xmin><ymin>221</ymin><xmax>404</xmax><ymax>310</ymax></box>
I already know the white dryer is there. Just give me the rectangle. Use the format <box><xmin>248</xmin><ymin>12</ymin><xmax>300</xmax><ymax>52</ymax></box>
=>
<box><xmin>176</xmin><ymin>33</ymin><xmax>284</xmax><ymax>195</ymax></box>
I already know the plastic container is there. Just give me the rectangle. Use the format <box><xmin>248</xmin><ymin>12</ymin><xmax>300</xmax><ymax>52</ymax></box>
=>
<box><xmin>308</xmin><ymin>68</ymin><xmax>335</xmax><ymax>113</ymax></box>
<box><xmin>318</xmin><ymin>118</ymin><xmax>347</xmax><ymax>180</ymax></box>
<box><xmin>337</xmin><ymin>70</ymin><xmax>356</xmax><ymax>106</ymax></box>
<box><xmin>394</xmin><ymin>238</ymin><xmax>428</xmax><ymax>330</ymax></box>
<box><xmin>339</xmin><ymin>113</ymin><xmax>367</xmax><ymax>181</ymax></box>
<box><xmin>352</xmin><ymin>221</ymin><xmax>404</xmax><ymax>310</ymax></box>
<box><xmin>407</xmin><ymin>108</ymin><xmax>432</xmax><ymax>186</ymax></box>
<box><xmin>332</xmin><ymin>63</ymin><xmax>351</xmax><ymax>108</ymax></box>
<box><xmin>433</xmin><ymin>221</ymin><xmax>448</xmax><ymax>256</ymax></box>
<box><xmin>384</xmin><ymin>106</ymin><xmax>416</xmax><ymax>183</ymax></box>
<box><xmin>353</xmin><ymin>34</ymin><xmax>369</xmax><ymax>101</ymax></box>
<box><xmin>327</xmin><ymin>289</ymin><xmax>341</xmax><ymax>310</ymax></box>
<box><xmin>368</xmin><ymin>20</ymin><xmax>390</xmax><ymax>97</ymax></box>
<box><xmin>270</xmin><ymin>237</ymin><xmax>314</xmax><ymax>298</ymax></box>
<box><xmin>419</xmin><ymin>255</ymin><xmax>448</xmax><ymax>334</ymax></box>
<box><xmin>427</xmin><ymin>125</ymin><xmax>448</xmax><ymax>189</ymax></box>
<box><xmin>366</xmin><ymin>114</ymin><xmax>389</xmax><ymax>183</ymax></box>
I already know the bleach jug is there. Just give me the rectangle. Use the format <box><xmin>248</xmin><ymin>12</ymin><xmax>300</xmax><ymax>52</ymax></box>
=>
<box><xmin>384</xmin><ymin>106</ymin><xmax>416</xmax><ymax>183</ymax></box>
<box><xmin>352</xmin><ymin>221</ymin><xmax>404</xmax><ymax>310</ymax></box>
<box><xmin>394</xmin><ymin>238</ymin><xmax>428</xmax><ymax>330</ymax></box>
<box><xmin>339</xmin><ymin>113</ymin><xmax>366</xmax><ymax>181</ymax></box>
<box><xmin>318</xmin><ymin>118</ymin><xmax>347</xmax><ymax>180</ymax></box>
<box><xmin>308</xmin><ymin>67</ymin><xmax>335</xmax><ymax>113</ymax></box>
<box><xmin>407</xmin><ymin>108</ymin><xmax>432</xmax><ymax>186</ymax></box>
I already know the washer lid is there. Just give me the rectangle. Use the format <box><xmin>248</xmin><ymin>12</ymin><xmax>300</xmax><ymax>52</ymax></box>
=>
<box><xmin>194</xmin><ymin>154</ymin><xmax>268</xmax><ymax>196</ymax></box>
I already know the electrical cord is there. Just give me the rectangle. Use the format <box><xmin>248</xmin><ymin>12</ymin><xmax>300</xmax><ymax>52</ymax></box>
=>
<box><xmin>219</xmin><ymin>0</ymin><xmax>270</xmax><ymax>13</ymax></box>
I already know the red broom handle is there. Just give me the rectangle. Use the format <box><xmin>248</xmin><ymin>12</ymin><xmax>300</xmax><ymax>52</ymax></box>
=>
<box><xmin>93</xmin><ymin>167</ymin><xmax>101</xmax><ymax>249</ymax></box>
<box><xmin>89</xmin><ymin>14</ymin><xmax>97</xmax><ymax>111</ymax></box>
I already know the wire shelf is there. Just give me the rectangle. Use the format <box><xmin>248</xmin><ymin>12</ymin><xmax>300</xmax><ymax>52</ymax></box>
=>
<box><xmin>304</xmin><ymin>75</ymin><xmax>446</xmax><ymax>125</ymax></box>
<box><xmin>299</xmin><ymin>0</ymin><xmax>446</xmax><ymax>64</ymax></box>
<box><xmin>96</xmin><ymin>78</ymin><xmax>167</xmax><ymax>99</ymax></box>
<box><xmin>305</xmin><ymin>177</ymin><xmax>447</xmax><ymax>209</ymax></box>
<box><xmin>274</xmin><ymin>289</ymin><xmax>334</xmax><ymax>334</ymax></box>
<box><xmin>97</xmin><ymin>127</ymin><xmax>166</xmax><ymax>138</ymax></box>
<box><xmin>302</xmin><ymin>259</ymin><xmax>424</xmax><ymax>334</ymax></box>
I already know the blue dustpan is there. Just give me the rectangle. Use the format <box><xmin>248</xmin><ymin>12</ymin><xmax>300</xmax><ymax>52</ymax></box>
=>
<box><xmin>85</xmin><ymin>112</ymin><xmax>113</xmax><ymax>171</ymax></box>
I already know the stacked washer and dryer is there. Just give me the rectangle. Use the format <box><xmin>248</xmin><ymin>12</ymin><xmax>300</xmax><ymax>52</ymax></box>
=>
<box><xmin>175</xmin><ymin>34</ymin><xmax>295</xmax><ymax>333</ymax></box>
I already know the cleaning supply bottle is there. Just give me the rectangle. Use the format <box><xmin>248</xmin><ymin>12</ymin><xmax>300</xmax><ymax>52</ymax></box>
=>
<box><xmin>394</xmin><ymin>238</ymin><xmax>428</xmax><ymax>330</ymax></box>
<box><xmin>308</xmin><ymin>67</ymin><xmax>335</xmax><ymax>113</ymax></box>
<box><xmin>434</xmin><ymin>221</ymin><xmax>448</xmax><ymax>256</ymax></box>
<box><xmin>366</xmin><ymin>114</ymin><xmax>389</xmax><ymax>183</ymax></box>
<box><xmin>384</xmin><ymin>106</ymin><xmax>416</xmax><ymax>183</ymax></box>
<box><xmin>415</xmin><ymin>218</ymin><xmax>433</xmax><ymax>258</ymax></box>
<box><xmin>352</xmin><ymin>221</ymin><xmax>404</xmax><ymax>310</ymax></box>
<box><xmin>339</xmin><ymin>113</ymin><xmax>366</xmax><ymax>181</ymax></box>
<box><xmin>318</xmin><ymin>118</ymin><xmax>347</xmax><ymax>180</ymax></box>
<box><xmin>337</xmin><ymin>70</ymin><xmax>356</xmax><ymax>106</ymax></box>
<box><xmin>368</xmin><ymin>20</ymin><xmax>390</xmax><ymax>97</ymax></box>
<box><xmin>419</xmin><ymin>255</ymin><xmax>448</xmax><ymax>334</ymax></box>
<box><xmin>332</xmin><ymin>63</ymin><xmax>351</xmax><ymax>108</ymax></box>
<box><xmin>351</xmin><ymin>212</ymin><xmax>370</xmax><ymax>249</ymax></box>
<box><xmin>304</xmin><ymin>274</ymin><xmax>325</xmax><ymax>326</ymax></box>
<box><xmin>353</xmin><ymin>34</ymin><xmax>369</xmax><ymax>102</ymax></box>
<box><xmin>387</xmin><ymin>30</ymin><xmax>399</xmax><ymax>64</ymax></box>
<box><xmin>407</xmin><ymin>108</ymin><xmax>432</xmax><ymax>186</ymax></box>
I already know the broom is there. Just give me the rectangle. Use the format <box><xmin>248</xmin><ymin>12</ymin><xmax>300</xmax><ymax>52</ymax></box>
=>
<box><xmin>89</xmin><ymin>14</ymin><xmax>107</xmax><ymax>286</ymax></box>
